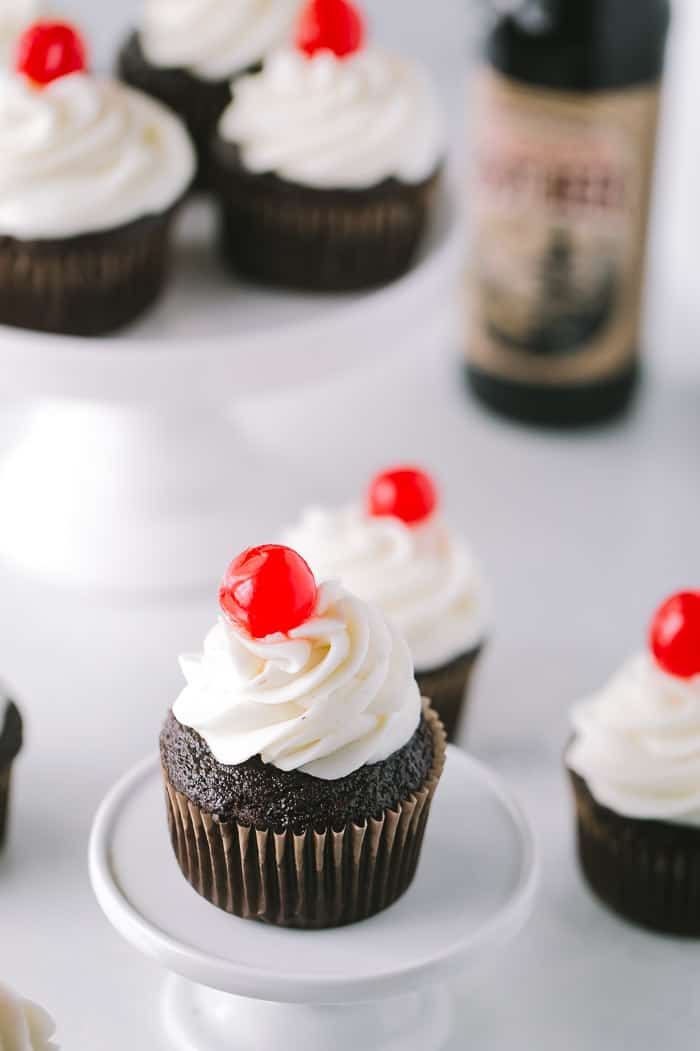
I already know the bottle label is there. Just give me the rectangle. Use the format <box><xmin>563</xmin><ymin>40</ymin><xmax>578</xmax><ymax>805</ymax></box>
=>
<box><xmin>466</xmin><ymin>69</ymin><xmax>661</xmax><ymax>385</ymax></box>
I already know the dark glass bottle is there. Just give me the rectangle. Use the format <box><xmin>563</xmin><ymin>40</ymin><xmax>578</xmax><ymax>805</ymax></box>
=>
<box><xmin>465</xmin><ymin>0</ymin><xmax>671</xmax><ymax>427</ymax></box>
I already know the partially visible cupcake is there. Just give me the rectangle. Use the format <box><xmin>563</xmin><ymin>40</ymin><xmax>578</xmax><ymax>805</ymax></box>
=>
<box><xmin>161</xmin><ymin>544</ymin><xmax>445</xmax><ymax>929</ymax></box>
<box><xmin>210</xmin><ymin>0</ymin><xmax>444</xmax><ymax>291</ymax></box>
<box><xmin>0</xmin><ymin>695</ymin><xmax>22</xmax><ymax>850</ymax></box>
<box><xmin>567</xmin><ymin>591</ymin><xmax>700</xmax><ymax>935</ymax></box>
<box><xmin>0</xmin><ymin>21</ymin><xmax>195</xmax><ymax>336</ymax></box>
<box><xmin>0</xmin><ymin>0</ymin><xmax>43</xmax><ymax>67</ymax></box>
<box><xmin>284</xmin><ymin>467</ymin><xmax>488</xmax><ymax>742</ymax></box>
<box><xmin>118</xmin><ymin>0</ymin><xmax>299</xmax><ymax>185</ymax></box>
<box><xmin>0</xmin><ymin>982</ymin><xmax>58</xmax><ymax>1050</ymax></box>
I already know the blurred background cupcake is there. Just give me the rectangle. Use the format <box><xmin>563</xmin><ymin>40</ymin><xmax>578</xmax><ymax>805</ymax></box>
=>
<box><xmin>210</xmin><ymin>0</ymin><xmax>445</xmax><ymax>290</ymax></box>
<box><xmin>0</xmin><ymin>982</ymin><xmax>58</xmax><ymax>1050</ymax></box>
<box><xmin>161</xmin><ymin>545</ymin><xmax>445</xmax><ymax>928</ymax></box>
<box><xmin>118</xmin><ymin>0</ymin><xmax>299</xmax><ymax>185</ymax></box>
<box><xmin>567</xmin><ymin>591</ymin><xmax>700</xmax><ymax>935</ymax></box>
<box><xmin>0</xmin><ymin>694</ymin><xmax>22</xmax><ymax>850</ymax></box>
<box><xmin>0</xmin><ymin>20</ymin><xmax>195</xmax><ymax>335</ymax></box>
<box><xmin>285</xmin><ymin>466</ymin><xmax>488</xmax><ymax>742</ymax></box>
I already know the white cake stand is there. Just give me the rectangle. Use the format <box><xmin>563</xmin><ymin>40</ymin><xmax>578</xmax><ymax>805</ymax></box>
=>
<box><xmin>0</xmin><ymin>187</ymin><xmax>461</xmax><ymax>593</ymax></box>
<box><xmin>89</xmin><ymin>746</ymin><xmax>537</xmax><ymax>1051</ymax></box>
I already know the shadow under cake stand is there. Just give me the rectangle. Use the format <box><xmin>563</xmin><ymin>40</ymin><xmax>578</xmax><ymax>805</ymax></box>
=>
<box><xmin>0</xmin><ymin>186</ymin><xmax>461</xmax><ymax>594</ymax></box>
<box><xmin>89</xmin><ymin>746</ymin><xmax>537</xmax><ymax>1051</ymax></box>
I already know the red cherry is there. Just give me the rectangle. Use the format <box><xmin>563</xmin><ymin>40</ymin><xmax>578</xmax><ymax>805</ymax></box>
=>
<box><xmin>219</xmin><ymin>545</ymin><xmax>318</xmax><ymax>639</ymax></box>
<box><xmin>367</xmin><ymin>466</ymin><xmax>439</xmax><ymax>526</ymax></box>
<box><xmin>16</xmin><ymin>21</ymin><xmax>87</xmax><ymax>86</ymax></box>
<box><xmin>296</xmin><ymin>0</ymin><xmax>365</xmax><ymax>59</ymax></box>
<box><xmin>649</xmin><ymin>591</ymin><xmax>700</xmax><ymax>679</ymax></box>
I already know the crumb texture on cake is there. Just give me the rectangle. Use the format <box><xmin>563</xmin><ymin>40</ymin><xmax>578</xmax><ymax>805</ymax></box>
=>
<box><xmin>160</xmin><ymin>710</ymin><xmax>435</xmax><ymax>834</ymax></box>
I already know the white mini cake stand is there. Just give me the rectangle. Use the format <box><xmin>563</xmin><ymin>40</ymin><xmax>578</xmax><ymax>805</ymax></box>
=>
<box><xmin>0</xmin><ymin>188</ymin><xmax>461</xmax><ymax>594</ymax></box>
<box><xmin>89</xmin><ymin>747</ymin><xmax>537</xmax><ymax>1051</ymax></box>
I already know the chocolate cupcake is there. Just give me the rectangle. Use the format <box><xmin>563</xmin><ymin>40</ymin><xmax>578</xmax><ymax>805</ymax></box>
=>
<box><xmin>0</xmin><ymin>21</ymin><xmax>195</xmax><ymax>336</ymax></box>
<box><xmin>284</xmin><ymin>467</ymin><xmax>488</xmax><ymax>742</ymax></box>
<box><xmin>567</xmin><ymin>591</ymin><xmax>700</xmax><ymax>936</ymax></box>
<box><xmin>118</xmin><ymin>0</ymin><xmax>298</xmax><ymax>185</ymax></box>
<box><xmin>210</xmin><ymin>0</ymin><xmax>445</xmax><ymax>291</ymax></box>
<box><xmin>0</xmin><ymin>698</ymin><xmax>22</xmax><ymax>851</ymax></box>
<box><xmin>0</xmin><ymin>982</ymin><xmax>58</xmax><ymax>1049</ymax></box>
<box><xmin>161</xmin><ymin>544</ymin><xmax>446</xmax><ymax>929</ymax></box>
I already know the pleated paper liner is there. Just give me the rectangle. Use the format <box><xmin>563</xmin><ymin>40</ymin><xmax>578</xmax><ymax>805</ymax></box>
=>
<box><xmin>118</xmin><ymin>32</ymin><xmax>244</xmax><ymax>188</ymax></box>
<box><xmin>164</xmin><ymin>702</ymin><xmax>446</xmax><ymax>929</ymax></box>
<box><xmin>0</xmin><ymin>766</ymin><xmax>12</xmax><ymax>851</ymax></box>
<box><xmin>0</xmin><ymin>201</ymin><xmax>186</xmax><ymax>337</ymax></box>
<box><xmin>210</xmin><ymin>142</ymin><xmax>441</xmax><ymax>292</ymax></box>
<box><xmin>416</xmin><ymin>645</ymin><xmax>484</xmax><ymax>744</ymax></box>
<box><xmin>570</xmin><ymin>770</ymin><xmax>700</xmax><ymax>936</ymax></box>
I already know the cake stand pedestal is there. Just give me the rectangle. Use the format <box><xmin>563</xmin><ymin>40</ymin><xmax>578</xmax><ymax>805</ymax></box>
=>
<box><xmin>0</xmin><ymin>191</ymin><xmax>460</xmax><ymax>594</ymax></box>
<box><xmin>89</xmin><ymin>747</ymin><xmax>537</xmax><ymax>1051</ymax></box>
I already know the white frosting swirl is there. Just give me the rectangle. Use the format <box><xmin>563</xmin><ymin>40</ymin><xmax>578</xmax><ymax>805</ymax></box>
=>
<box><xmin>567</xmin><ymin>653</ymin><xmax>700</xmax><ymax>826</ymax></box>
<box><xmin>0</xmin><ymin>984</ymin><xmax>58</xmax><ymax>1051</ymax></box>
<box><xmin>0</xmin><ymin>72</ymin><xmax>195</xmax><ymax>239</ymax></box>
<box><xmin>218</xmin><ymin>48</ymin><xmax>444</xmax><ymax>189</ymax></box>
<box><xmin>140</xmin><ymin>0</ymin><xmax>299</xmax><ymax>81</ymax></box>
<box><xmin>0</xmin><ymin>0</ymin><xmax>43</xmax><ymax>68</ymax></box>
<box><xmin>173</xmin><ymin>581</ymin><xmax>421</xmax><ymax>780</ymax></box>
<box><xmin>284</xmin><ymin>507</ymin><xmax>486</xmax><ymax>671</ymax></box>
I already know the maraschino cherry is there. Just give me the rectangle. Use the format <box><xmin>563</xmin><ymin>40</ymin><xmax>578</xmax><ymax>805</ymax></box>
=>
<box><xmin>220</xmin><ymin>545</ymin><xmax>318</xmax><ymax>640</ymax></box>
<box><xmin>16</xmin><ymin>21</ymin><xmax>87</xmax><ymax>86</ymax></box>
<box><xmin>649</xmin><ymin>591</ymin><xmax>700</xmax><ymax>679</ymax></box>
<box><xmin>367</xmin><ymin>466</ymin><xmax>438</xmax><ymax>526</ymax></box>
<box><xmin>296</xmin><ymin>0</ymin><xmax>365</xmax><ymax>59</ymax></box>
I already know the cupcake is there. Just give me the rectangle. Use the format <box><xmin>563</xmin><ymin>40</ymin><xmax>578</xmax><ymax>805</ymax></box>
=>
<box><xmin>0</xmin><ymin>21</ymin><xmax>195</xmax><ymax>336</ymax></box>
<box><xmin>210</xmin><ymin>0</ymin><xmax>445</xmax><ymax>291</ymax></box>
<box><xmin>0</xmin><ymin>696</ymin><xmax>22</xmax><ymax>850</ymax></box>
<box><xmin>0</xmin><ymin>982</ymin><xmax>58</xmax><ymax>1050</ymax></box>
<box><xmin>118</xmin><ymin>0</ymin><xmax>299</xmax><ymax>185</ymax></box>
<box><xmin>284</xmin><ymin>467</ymin><xmax>488</xmax><ymax>742</ymax></box>
<box><xmin>0</xmin><ymin>0</ymin><xmax>43</xmax><ymax>67</ymax></box>
<box><xmin>161</xmin><ymin>544</ymin><xmax>445</xmax><ymax>929</ymax></box>
<box><xmin>567</xmin><ymin>591</ymin><xmax>700</xmax><ymax>935</ymax></box>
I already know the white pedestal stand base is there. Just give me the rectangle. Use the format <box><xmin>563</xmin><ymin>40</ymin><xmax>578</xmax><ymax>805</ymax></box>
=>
<box><xmin>0</xmin><ymin>399</ymin><xmax>306</xmax><ymax>593</ymax></box>
<box><xmin>163</xmin><ymin>978</ymin><xmax>451</xmax><ymax>1051</ymax></box>
<box><xmin>0</xmin><ymin>192</ymin><xmax>460</xmax><ymax>593</ymax></box>
<box><xmin>89</xmin><ymin>748</ymin><xmax>537</xmax><ymax>1051</ymax></box>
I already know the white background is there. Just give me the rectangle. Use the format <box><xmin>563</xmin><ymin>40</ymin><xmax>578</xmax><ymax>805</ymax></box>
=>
<box><xmin>1</xmin><ymin>1</ymin><xmax>700</xmax><ymax>1048</ymax></box>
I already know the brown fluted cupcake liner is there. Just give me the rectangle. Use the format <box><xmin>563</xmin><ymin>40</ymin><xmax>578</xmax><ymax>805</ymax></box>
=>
<box><xmin>569</xmin><ymin>769</ymin><xmax>700</xmax><ymax>936</ymax></box>
<box><xmin>0</xmin><ymin>202</ymin><xmax>185</xmax><ymax>337</ymax></box>
<box><xmin>416</xmin><ymin>646</ymin><xmax>483</xmax><ymax>743</ymax></box>
<box><xmin>118</xmin><ymin>33</ymin><xmax>243</xmax><ymax>189</ymax></box>
<box><xmin>210</xmin><ymin>142</ymin><xmax>441</xmax><ymax>291</ymax></box>
<box><xmin>163</xmin><ymin>703</ymin><xmax>446</xmax><ymax>929</ymax></box>
<box><xmin>0</xmin><ymin>766</ymin><xmax>12</xmax><ymax>852</ymax></box>
<box><xmin>0</xmin><ymin>701</ymin><xmax>21</xmax><ymax>852</ymax></box>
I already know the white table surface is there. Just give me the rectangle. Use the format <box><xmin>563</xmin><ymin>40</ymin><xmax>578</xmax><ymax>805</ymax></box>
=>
<box><xmin>1</xmin><ymin>1</ymin><xmax>700</xmax><ymax>1048</ymax></box>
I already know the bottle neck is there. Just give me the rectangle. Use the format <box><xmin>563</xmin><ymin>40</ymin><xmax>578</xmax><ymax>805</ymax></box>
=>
<box><xmin>487</xmin><ymin>0</ymin><xmax>671</xmax><ymax>92</ymax></box>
